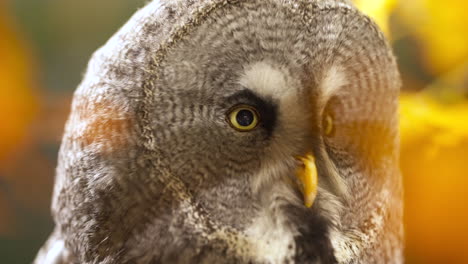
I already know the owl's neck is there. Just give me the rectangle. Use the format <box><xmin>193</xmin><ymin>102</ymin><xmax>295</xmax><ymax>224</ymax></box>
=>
<box><xmin>180</xmin><ymin>183</ymin><xmax>339</xmax><ymax>263</ymax></box>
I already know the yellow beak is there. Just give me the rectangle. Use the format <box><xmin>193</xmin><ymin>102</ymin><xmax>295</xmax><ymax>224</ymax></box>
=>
<box><xmin>295</xmin><ymin>154</ymin><xmax>318</xmax><ymax>208</ymax></box>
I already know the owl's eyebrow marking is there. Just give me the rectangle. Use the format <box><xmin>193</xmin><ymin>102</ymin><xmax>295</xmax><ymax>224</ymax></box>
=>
<box><xmin>225</xmin><ymin>89</ymin><xmax>278</xmax><ymax>136</ymax></box>
<box><xmin>317</xmin><ymin>65</ymin><xmax>348</xmax><ymax>110</ymax></box>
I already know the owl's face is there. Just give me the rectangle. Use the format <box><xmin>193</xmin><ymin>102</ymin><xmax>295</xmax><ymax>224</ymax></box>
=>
<box><xmin>48</xmin><ymin>1</ymin><xmax>402</xmax><ymax>263</ymax></box>
<box><xmin>142</xmin><ymin>0</ymin><xmax>401</xmax><ymax>261</ymax></box>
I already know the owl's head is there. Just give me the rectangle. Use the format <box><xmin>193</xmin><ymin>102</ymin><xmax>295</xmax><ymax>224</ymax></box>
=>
<box><xmin>52</xmin><ymin>0</ymin><xmax>403</xmax><ymax>263</ymax></box>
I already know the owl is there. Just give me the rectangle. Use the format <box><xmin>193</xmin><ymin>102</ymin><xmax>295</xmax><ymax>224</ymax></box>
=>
<box><xmin>34</xmin><ymin>0</ymin><xmax>403</xmax><ymax>263</ymax></box>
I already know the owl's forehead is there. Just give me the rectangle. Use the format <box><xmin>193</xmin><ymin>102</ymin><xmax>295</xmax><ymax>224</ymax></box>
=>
<box><xmin>159</xmin><ymin>4</ymin><xmax>334</xmax><ymax>100</ymax></box>
<box><xmin>153</xmin><ymin>0</ymin><xmax>397</xmax><ymax>112</ymax></box>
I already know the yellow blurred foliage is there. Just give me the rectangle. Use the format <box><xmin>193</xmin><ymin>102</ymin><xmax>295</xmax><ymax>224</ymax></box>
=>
<box><xmin>355</xmin><ymin>0</ymin><xmax>468</xmax><ymax>74</ymax></box>
<box><xmin>400</xmin><ymin>94</ymin><xmax>468</xmax><ymax>156</ymax></box>
<box><xmin>0</xmin><ymin>4</ymin><xmax>38</xmax><ymax>166</ymax></box>
<box><xmin>397</xmin><ymin>0</ymin><xmax>468</xmax><ymax>74</ymax></box>
<box><xmin>400</xmin><ymin>93</ymin><xmax>468</xmax><ymax>263</ymax></box>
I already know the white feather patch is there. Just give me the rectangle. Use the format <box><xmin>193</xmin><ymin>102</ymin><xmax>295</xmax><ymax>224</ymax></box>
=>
<box><xmin>43</xmin><ymin>240</ymin><xmax>65</xmax><ymax>264</ymax></box>
<box><xmin>318</xmin><ymin>65</ymin><xmax>348</xmax><ymax>108</ymax></box>
<box><xmin>239</xmin><ymin>61</ymin><xmax>295</xmax><ymax>99</ymax></box>
<box><xmin>245</xmin><ymin>205</ymin><xmax>297</xmax><ymax>263</ymax></box>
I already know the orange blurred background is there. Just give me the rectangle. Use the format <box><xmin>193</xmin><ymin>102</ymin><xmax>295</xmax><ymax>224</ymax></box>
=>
<box><xmin>0</xmin><ymin>0</ymin><xmax>467</xmax><ymax>263</ymax></box>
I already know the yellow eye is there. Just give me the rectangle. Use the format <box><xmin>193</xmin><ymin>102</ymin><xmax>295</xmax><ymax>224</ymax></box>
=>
<box><xmin>227</xmin><ymin>105</ymin><xmax>259</xmax><ymax>131</ymax></box>
<box><xmin>323</xmin><ymin>113</ymin><xmax>334</xmax><ymax>136</ymax></box>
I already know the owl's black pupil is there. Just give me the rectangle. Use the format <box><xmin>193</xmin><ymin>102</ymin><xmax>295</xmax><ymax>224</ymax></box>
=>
<box><xmin>236</xmin><ymin>109</ymin><xmax>254</xmax><ymax>126</ymax></box>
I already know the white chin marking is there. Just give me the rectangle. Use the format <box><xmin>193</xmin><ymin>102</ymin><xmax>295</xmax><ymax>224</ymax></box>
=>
<box><xmin>245</xmin><ymin>207</ymin><xmax>296</xmax><ymax>263</ymax></box>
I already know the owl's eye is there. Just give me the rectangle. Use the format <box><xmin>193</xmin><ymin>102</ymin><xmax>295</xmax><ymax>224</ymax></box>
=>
<box><xmin>323</xmin><ymin>113</ymin><xmax>334</xmax><ymax>136</ymax></box>
<box><xmin>227</xmin><ymin>105</ymin><xmax>259</xmax><ymax>131</ymax></box>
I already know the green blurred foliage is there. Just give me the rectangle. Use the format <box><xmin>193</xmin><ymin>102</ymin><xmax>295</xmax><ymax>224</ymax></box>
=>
<box><xmin>1</xmin><ymin>1</ymin><xmax>144</xmax><ymax>263</ymax></box>
<box><xmin>12</xmin><ymin>0</ymin><xmax>144</xmax><ymax>93</ymax></box>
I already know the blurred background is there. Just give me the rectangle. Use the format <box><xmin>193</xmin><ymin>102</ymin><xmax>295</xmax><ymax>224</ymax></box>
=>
<box><xmin>0</xmin><ymin>0</ymin><xmax>466</xmax><ymax>263</ymax></box>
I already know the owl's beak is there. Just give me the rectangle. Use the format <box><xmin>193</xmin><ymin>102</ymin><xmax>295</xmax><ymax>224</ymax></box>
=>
<box><xmin>295</xmin><ymin>154</ymin><xmax>318</xmax><ymax>208</ymax></box>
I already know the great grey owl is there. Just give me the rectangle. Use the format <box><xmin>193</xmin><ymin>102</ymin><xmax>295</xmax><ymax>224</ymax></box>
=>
<box><xmin>35</xmin><ymin>0</ymin><xmax>403</xmax><ymax>263</ymax></box>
